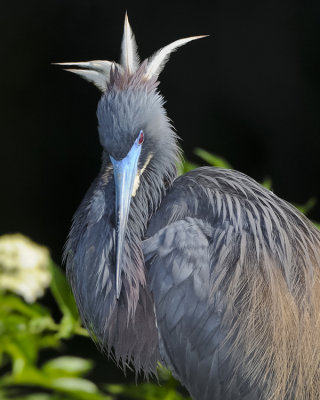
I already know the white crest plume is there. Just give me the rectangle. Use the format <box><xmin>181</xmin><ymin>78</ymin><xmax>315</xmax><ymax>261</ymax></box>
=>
<box><xmin>120</xmin><ymin>12</ymin><xmax>140</xmax><ymax>74</ymax></box>
<box><xmin>55</xmin><ymin>14</ymin><xmax>206</xmax><ymax>91</ymax></box>
<box><xmin>144</xmin><ymin>35</ymin><xmax>207</xmax><ymax>80</ymax></box>
<box><xmin>53</xmin><ymin>60</ymin><xmax>118</xmax><ymax>91</ymax></box>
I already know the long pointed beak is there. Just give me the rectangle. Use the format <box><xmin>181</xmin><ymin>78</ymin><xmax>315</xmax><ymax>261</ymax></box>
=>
<box><xmin>110</xmin><ymin>143</ymin><xmax>142</xmax><ymax>299</ymax></box>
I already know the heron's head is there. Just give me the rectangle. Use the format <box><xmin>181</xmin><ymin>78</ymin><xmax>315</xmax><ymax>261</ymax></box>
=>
<box><xmin>57</xmin><ymin>14</ymin><xmax>205</xmax><ymax>298</ymax></box>
<box><xmin>97</xmin><ymin>76</ymin><xmax>170</xmax><ymax>184</ymax></box>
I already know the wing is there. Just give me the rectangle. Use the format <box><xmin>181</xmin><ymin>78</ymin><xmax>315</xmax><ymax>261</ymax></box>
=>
<box><xmin>143</xmin><ymin>167</ymin><xmax>320</xmax><ymax>400</ymax></box>
<box><xmin>144</xmin><ymin>216</ymin><xmax>260</xmax><ymax>400</ymax></box>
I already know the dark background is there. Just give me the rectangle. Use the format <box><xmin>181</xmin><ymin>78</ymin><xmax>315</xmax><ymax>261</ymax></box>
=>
<box><xmin>1</xmin><ymin>0</ymin><xmax>320</xmax><ymax>385</ymax></box>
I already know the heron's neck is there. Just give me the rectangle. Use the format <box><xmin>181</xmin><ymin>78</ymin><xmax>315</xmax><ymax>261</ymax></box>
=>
<box><xmin>120</xmin><ymin>153</ymin><xmax>178</xmax><ymax>276</ymax></box>
<box><xmin>84</xmin><ymin>149</ymin><xmax>179</xmax><ymax>374</ymax></box>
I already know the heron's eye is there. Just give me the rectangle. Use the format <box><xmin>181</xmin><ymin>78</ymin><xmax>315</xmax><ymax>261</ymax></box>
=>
<box><xmin>137</xmin><ymin>130</ymin><xmax>144</xmax><ymax>145</ymax></box>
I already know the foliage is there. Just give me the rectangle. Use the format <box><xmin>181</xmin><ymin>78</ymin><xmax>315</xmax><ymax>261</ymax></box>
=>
<box><xmin>1</xmin><ymin>149</ymin><xmax>319</xmax><ymax>399</ymax></box>
<box><xmin>105</xmin><ymin>366</ymin><xmax>187</xmax><ymax>400</ymax></box>
<box><xmin>0</xmin><ymin>236</ymin><xmax>188</xmax><ymax>400</ymax></box>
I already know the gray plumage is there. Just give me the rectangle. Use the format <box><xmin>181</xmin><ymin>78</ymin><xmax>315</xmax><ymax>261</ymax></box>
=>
<box><xmin>61</xmin><ymin>15</ymin><xmax>320</xmax><ymax>400</ymax></box>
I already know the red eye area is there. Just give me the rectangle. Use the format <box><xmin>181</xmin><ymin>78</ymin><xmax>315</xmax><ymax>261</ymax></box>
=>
<box><xmin>138</xmin><ymin>131</ymin><xmax>144</xmax><ymax>145</ymax></box>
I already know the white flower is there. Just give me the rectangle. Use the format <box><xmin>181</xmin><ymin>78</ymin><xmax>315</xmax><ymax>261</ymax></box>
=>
<box><xmin>0</xmin><ymin>234</ymin><xmax>51</xmax><ymax>303</ymax></box>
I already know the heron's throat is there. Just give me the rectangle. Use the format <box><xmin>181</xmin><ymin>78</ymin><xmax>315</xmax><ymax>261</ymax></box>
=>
<box><xmin>132</xmin><ymin>153</ymin><xmax>153</xmax><ymax>197</ymax></box>
<box><xmin>110</xmin><ymin>142</ymin><xmax>156</xmax><ymax>299</ymax></box>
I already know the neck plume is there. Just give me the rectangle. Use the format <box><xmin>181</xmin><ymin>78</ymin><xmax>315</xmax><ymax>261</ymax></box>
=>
<box><xmin>64</xmin><ymin>129</ymin><xmax>179</xmax><ymax>375</ymax></box>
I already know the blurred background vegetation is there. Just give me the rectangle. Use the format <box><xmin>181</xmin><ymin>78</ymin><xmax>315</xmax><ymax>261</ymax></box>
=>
<box><xmin>0</xmin><ymin>234</ymin><xmax>186</xmax><ymax>400</ymax></box>
<box><xmin>1</xmin><ymin>152</ymin><xmax>319</xmax><ymax>400</ymax></box>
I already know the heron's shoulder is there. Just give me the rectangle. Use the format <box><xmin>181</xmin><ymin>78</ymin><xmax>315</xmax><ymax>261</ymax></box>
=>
<box><xmin>175</xmin><ymin>167</ymin><xmax>265</xmax><ymax>195</ymax></box>
<box><xmin>160</xmin><ymin>166</ymin><xmax>274</xmax><ymax>212</ymax></box>
<box><xmin>147</xmin><ymin>166</ymin><xmax>317</xmax><ymax>240</ymax></box>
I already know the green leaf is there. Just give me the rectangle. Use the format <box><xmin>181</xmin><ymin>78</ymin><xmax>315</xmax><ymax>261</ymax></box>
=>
<box><xmin>2</xmin><ymin>367</ymin><xmax>111</xmax><ymax>400</ymax></box>
<box><xmin>194</xmin><ymin>148</ymin><xmax>232</xmax><ymax>169</ymax></box>
<box><xmin>177</xmin><ymin>160</ymin><xmax>198</xmax><ymax>176</ymax></box>
<box><xmin>0</xmin><ymin>312</ymin><xmax>29</xmax><ymax>334</ymax></box>
<box><xmin>50</xmin><ymin>377</ymin><xmax>98</xmax><ymax>394</ymax></box>
<box><xmin>294</xmin><ymin>197</ymin><xmax>317</xmax><ymax>216</ymax></box>
<box><xmin>0</xmin><ymin>295</ymin><xmax>48</xmax><ymax>319</ymax></box>
<box><xmin>106</xmin><ymin>382</ymin><xmax>189</xmax><ymax>400</ymax></box>
<box><xmin>29</xmin><ymin>316</ymin><xmax>57</xmax><ymax>334</ymax></box>
<box><xmin>36</xmin><ymin>334</ymin><xmax>61</xmax><ymax>349</ymax></box>
<box><xmin>261</xmin><ymin>177</ymin><xmax>272</xmax><ymax>190</ymax></box>
<box><xmin>157</xmin><ymin>364</ymin><xmax>172</xmax><ymax>381</ymax></box>
<box><xmin>313</xmin><ymin>221</ymin><xmax>320</xmax><ymax>230</ymax></box>
<box><xmin>1</xmin><ymin>393</ymin><xmax>67</xmax><ymax>400</ymax></box>
<box><xmin>43</xmin><ymin>356</ymin><xmax>93</xmax><ymax>377</ymax></box>
<box><xmin>57</xmin><ymin>315</ymin><xmax>77</xmax><ymax>339</ymax></box>
<box><xmin>3</xmin><ymin>339</ymin><xmax>32</xmax><ymax>374</ymax></box>
<box><xmin>105</xmin><ymin>367</ymin><xmax>188</xmax><ymax>400</ymax></box>
<box><xmin>49</xmin><ymin>261</ymin><xmax>79</xmax><ymax>322</ymax></box>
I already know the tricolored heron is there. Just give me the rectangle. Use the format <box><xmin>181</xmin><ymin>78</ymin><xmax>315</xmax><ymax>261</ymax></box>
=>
<box><xmin>59</xmin><ymin>14</ymin><xmax>320</xmax><ymax>400</ymax></box>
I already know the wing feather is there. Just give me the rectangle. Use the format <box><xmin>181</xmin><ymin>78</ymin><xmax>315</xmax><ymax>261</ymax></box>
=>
<box><xmin>144</xmin><ymin>166</ymin><xmax>320</xmax><ymax>400</ymax></box>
